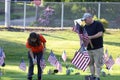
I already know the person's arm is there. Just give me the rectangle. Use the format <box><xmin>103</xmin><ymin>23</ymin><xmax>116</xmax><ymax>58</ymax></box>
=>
<box><xmin>42</xmin><ymin>42</ymin><xmax>46</xmax><ymax>53</ymax></box>
<box><xmin>29</xmin><ymin>49</ymin><xmax>34</xmax><ymax>60</ymax></box>
<box><xmin>43</xmin><ymin>42</ymin><xmax>46</xmax><ymax>48</ymax></box>
<box><xmin>28</xmin><ymin>49</ymin><xmax>37</xmax><ymax>64</ymax></box>
<box><xmin>40</xmin><ymin>34</ymin><xmax>46</xmax><ymax>53</ymax></box>
<box><xmin>88</xmin><ymin>31</ymin><xmax>103</xmax><ymax>39</ymax></box>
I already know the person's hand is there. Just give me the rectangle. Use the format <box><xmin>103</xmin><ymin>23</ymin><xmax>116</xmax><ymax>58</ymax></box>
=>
<box><xmin>88</xmin><ymin>36</ymin><xmax>92</xmax><ymax>39</ymax></box>
<box><xmin>32</xmin><ymin>58</ymin><xmax>37</xmax><ymax>65</ymax></box>
<box><xmin>80</xmin><ymin>34</ymin><xmax>89</xmax><ymax>40</ymax></box>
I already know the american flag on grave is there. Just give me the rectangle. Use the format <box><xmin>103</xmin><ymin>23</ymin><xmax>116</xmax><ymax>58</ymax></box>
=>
<box><xmin>48</xmin><ymin>50</ymin><xmax>58</xmax><ymax>67</ymax></box>
<box><xmin>105</xmin><ymin>55</ymin><xmax>115</xmax><ymax>70</ymax></box>
<box><xmin>62</xmin><ymin>50</ymin><xmax>67</xmax><ymax>62</ymax></box>
<box><xmin>115</xmin><ymin>56</ymin><xmax>120</xmax><ymax>66</ymax></box>
<box><xmin>19</xmin><ymin>59</ymin><xmax>26</xmax><ymax>71</ymax></box>
<box><xmin>40</xmin><ymin>57</ymin><xmax>46</xmax><ymax>70</ymax></box>
<box><xmin>56</xmin><ymin>61</ymin><xmax>62</xmax><ymax>72</ymax></box>
<box><xmin>0</xmin><ymin>48</ymin><xmax>5</xmax><ymax>66</ymax></box>
<box><xmin>103</xmin><ymin>49</ymin><xmax>109</xmax><ymax>63</ymax></box>
<box><xmin>71</xmin><ymin>44</ymin><xmax>90</xmax><ymax>71</ymax></box>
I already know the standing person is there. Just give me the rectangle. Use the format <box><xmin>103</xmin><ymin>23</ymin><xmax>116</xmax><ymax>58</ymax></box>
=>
<box><xmin>26</xmin><ymin>32</ymin><xmax>46</xmax><ymax>80</ymax></box>
<box><xmin>81</xmin><ymin>13</ymin><xmax>105</xmax><ymax>80</ymax></box>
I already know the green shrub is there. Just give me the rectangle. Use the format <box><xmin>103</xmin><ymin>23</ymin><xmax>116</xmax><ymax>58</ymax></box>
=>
<box><xmin>93</xmin><ymin>15</ymin><xmax>109</xmax><ymax>30</ymax></box>
<box><xmin>99</xmin><ymin>18</ymin><xmax>109</xmax><ymax>29</ymax></box>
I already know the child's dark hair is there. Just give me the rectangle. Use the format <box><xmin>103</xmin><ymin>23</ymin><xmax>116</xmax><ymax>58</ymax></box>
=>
<box><xmin>28</xmin><ymin>32</ymin><xmax>41</xmax><ymax>47</ymax></box>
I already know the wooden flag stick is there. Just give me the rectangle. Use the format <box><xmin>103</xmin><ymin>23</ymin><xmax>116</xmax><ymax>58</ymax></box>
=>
<box><xmin>89</xmin><ymin>40</ymin><xmax>94</xmax><ymax>49</ymax></box>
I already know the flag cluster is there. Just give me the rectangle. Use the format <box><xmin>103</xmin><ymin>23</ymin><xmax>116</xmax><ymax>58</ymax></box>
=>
<box><xmin>71</xmin><ymin>44</ymin><xmax>90</xmax><ymax>71</ymax></box>
<box><xmin>72</xmin><ymin>20</ymin><xmax>93</xmax><ymax>48</ymax></box>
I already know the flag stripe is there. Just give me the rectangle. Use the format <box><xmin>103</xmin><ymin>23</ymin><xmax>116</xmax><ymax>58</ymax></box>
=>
<box><xmin>76</xmin><ymin>54</ymin><xmax>84</xmax><ymax>67</ymax></box>
<box><xmin>78</xmin><ymin>56</ymin><xmax>86</xmax><ymax>68</ymax></box>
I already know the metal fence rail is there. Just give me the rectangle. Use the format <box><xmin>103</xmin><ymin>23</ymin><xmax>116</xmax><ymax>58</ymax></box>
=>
<box><xmin>0</xmin><ymin>1</ymin><xmax>120</xmax><ymax>28</ymax></box>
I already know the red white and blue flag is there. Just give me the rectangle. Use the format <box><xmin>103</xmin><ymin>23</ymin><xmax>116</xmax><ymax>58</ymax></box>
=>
<box><xmin>103</xmin><ymin>49</ymin><xmax>109</xmax><ymax>63</ymax></box>
<box><xmin>71</xmin><ymin>44</ymin><xmax>90</xmax><ymax>71</ymax></box>
<box><xmin>0</xmin><ymin>48</ymin><xmax>5</xmax><ymax>66</ymax></box>
<box><xmin>62</xmin><ymin>50</ymin><xmax>67</xmax><ymax>62</ymax></box>
<box><xmin>48</xmin><ymin>50</ymin><xmax>58</xmax><ymax>66</ymax></box>
<box><xmin>56</xmin><ymin>61</ymin><xmax>62</xmax><ymax>72</ymax></box>
<box><xmin>72</xmin><ymin>21</ymin><xmax>93</xmax><ymax>48</ymax></box>
<box><xmin>72</xmin><ymin>21</ymin><xmax>83</xmax><ymax>34</ymax></box>
<box><xmin>105</xmin><ymin>55</ymin><xmax>115</xmax><ymax>70</ymax></box>
<box><xmin>19</xmin><ymin>59</ymin><xmax>26</xmax><ymax>71</ymax></box>
<box><xmin>115</xmin><ymin>56</ymin><xmax>120</xmax><ymax>66</ymax></box>
<box><xmin>40</xmin><ymin>58</ymin><xmax>46</xmax><ymax>70</ymax></box>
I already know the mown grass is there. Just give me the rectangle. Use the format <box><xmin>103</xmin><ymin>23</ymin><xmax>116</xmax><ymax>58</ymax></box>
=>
<box><xmin>0</xmin><ymin>29</ymin><xmax>120</xmax><ymax>80</ymax></box>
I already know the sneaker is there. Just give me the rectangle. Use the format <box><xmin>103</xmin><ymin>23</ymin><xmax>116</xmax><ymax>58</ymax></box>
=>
<box><xmin>89</xmin><ymin>75</ymin><xmax>96</xmax><ymax>79</ymax></box>
<box><xmin>85</xmin><ymin>75</ymin><xmax>95</xmax><ymax>80</ymax></box>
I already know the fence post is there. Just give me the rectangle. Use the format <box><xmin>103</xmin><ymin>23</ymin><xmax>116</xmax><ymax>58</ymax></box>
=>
<box><xmin>98</xmin><ymin>2</ymin><xmax>101</xmax><ymax>19</ymax></box>
<box><xmin>61</xmin><ymin>2</ymin><xmax>64</xmax><ymax>29</ymax></box>
<box><xmin>5</xmin><ymin>0</ymin><xmax>11</xmax><ymax>28</ymax></box>
<box><xmin>23</xmin><ymin>1</ymin><xmax>26</xmax><ymax>29</ymax></box>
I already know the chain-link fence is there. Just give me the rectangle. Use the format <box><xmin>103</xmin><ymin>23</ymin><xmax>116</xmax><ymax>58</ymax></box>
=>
<box><xmin>0</xmin><ymin>1</ymin><xmax>120</xmax><ymax>28</ymax></box>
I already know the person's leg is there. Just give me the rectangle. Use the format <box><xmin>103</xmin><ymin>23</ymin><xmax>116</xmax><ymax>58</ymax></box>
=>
<box><xmin>36</xmin><ymin>52</ymin><xmax>43</xmax><ymax>80</ymax></box>
<box><xmin>28</xmin><ymin>52</ymin><xmax>34</xmax><ymax>80</ymax></box>
<box><xmin>94</xmin><ymin>48</ymin><xmax>104</xmax><ymax>79</ymax></box>
<box><xmin>88</xmin><ymin>50</ymin><xmax>95</xmax><ymax>76</ymax></box>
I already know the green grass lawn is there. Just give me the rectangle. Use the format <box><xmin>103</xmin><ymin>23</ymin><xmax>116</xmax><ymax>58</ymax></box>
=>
<box><xmin>0</xmin><ymin>29</ymin><xmax>120</xmax><ymax>80</ymax></box>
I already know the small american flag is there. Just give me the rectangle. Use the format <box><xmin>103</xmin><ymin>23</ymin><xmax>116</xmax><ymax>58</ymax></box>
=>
<box><xmin>82</xmin><ymin>28</ymin><xmax>93</xmax><ymax>48</ymax></box>
<box><xmin>56</xmin><ymin>61</ymin><xmax>62</xmax><ymax>72</ymax></box>
<box><xmin>103</xmin><ymin>49</ymin><xmax>109</xmax><ymax>63</ymax></box>
<box><xmin>0</xmin><ymin>56</ymin><xmax>4</xmax><ymax>66</ymax></box>
<box><xmin>40</xmin><ymin>58</ymin><xmax>46</xmax><ymax>70</ymax></box>
<box><xmin>72</xmin><ymin>22</ymin><xmax>84</xmax><ymax>46</ymax></box>
<box><xmin>82</xmin><ymin>28</ymin><xmax>90</xmax><ymax>47</ymax></box>
<box><xmin>0</xmin><ymin>48</ymin><xmax>5</xmax><ymax>66</ymax></box>
<box><xmin>72</xmin><ymin>22</ymin><xmax>83</xmax><ymax>34</ymax></box>
<box><xmin>105</xmin><ymin>55</ymin><xmax>115</xmax><ymax>70</ymax></box>
<box><xmin>72</xmin><ymin>21</ymin><xmax>93</xmax><ymax>48</ymax></box>
<box><xmin>71</xmin><ymin>45</ymin><xmax>90</xmax><ymax>71</ymax></box>
<box><xmin>62</xmin><ymin>50</ymin><xmax>67</xmax><ymax>62</ymax></box>
<box><xmin>48</xmin><ymin>50</ymin><xmax>58</xmax><ymax>66</ymax></box>
<box><xmin>115</xmin><ymin>56</ymin><xmax>120</xmax><ymax>66</ymax></box>
<box><xmin>19</xmin><ymin>59</ymin><xmax>26</xmax><ymax>71</ymax></box>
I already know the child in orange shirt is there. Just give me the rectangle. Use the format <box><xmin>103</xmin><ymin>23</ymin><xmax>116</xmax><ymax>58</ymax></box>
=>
<box><xmin>26</xmin><ymin>32</ymin><xmax>46</xmax><ymax>80</ymax></box>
